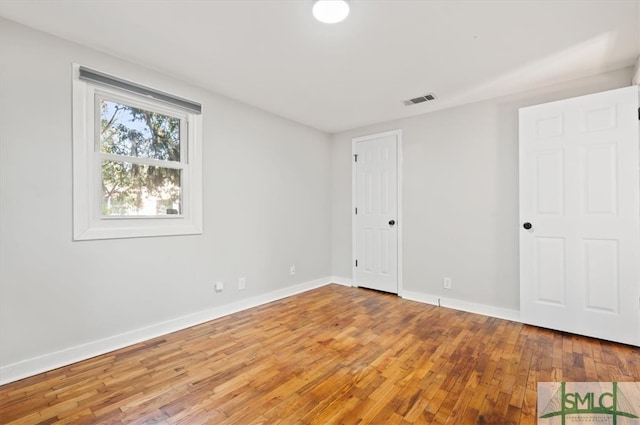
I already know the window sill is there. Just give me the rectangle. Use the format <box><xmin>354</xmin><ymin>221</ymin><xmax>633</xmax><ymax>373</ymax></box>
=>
<box><xmin>73</xmin><ymin>217</ymin><xmax>202</xmax><ymax>241</ymax></box>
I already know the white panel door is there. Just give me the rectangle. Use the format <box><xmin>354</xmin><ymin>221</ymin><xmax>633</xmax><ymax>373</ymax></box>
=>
<box><xmin>354</xmin><ymin>133</ymin><xmax>398</xmax><ymax>294</ymax></box>
<box><xmin>519</xmin><ymin>85</ymin><xmax>640</xmax><ymax>346</ymax></box>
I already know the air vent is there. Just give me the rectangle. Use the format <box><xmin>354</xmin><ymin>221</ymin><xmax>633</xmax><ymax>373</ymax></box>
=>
<box><xmin>403</xmin><ymin>93</ymin><xmax>437</xmax><ymax>106</ymax></box>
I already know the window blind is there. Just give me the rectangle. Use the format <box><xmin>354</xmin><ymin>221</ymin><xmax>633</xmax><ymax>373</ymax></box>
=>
<box><xmin>78</xmin><ymin>66</ymin><xmax>202</xmax><ymax>114</ymax></box>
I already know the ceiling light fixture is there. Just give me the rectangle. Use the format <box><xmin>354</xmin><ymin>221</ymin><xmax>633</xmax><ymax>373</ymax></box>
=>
<box><xmin>312</xmin><ymin>0</ymin><xmax>350</xmax><ymax>24</ymax></box>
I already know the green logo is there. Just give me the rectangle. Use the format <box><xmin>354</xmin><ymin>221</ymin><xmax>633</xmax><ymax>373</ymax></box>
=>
<box><xmin>539</xmin><ymin>382</ymin><xmax>638</xmax><ymax>425</ymax></box>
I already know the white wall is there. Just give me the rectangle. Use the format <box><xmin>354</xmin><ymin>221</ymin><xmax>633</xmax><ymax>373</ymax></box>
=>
<box><xmin>0</xmin><ymin>19</ymin><xmax>332</xmax><ymax>377</ymax></box>
<box><xmin>331</xmin><ymin>68</ymin><xmax>634</xmax><ymax>312</ymax></box>
<box><xmin>1</xmin><ymin>16</ymin><xmax>636</xmax><ymax>383</ymax></box>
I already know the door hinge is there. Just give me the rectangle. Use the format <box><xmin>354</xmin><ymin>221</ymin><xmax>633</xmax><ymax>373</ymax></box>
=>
<box><xmin>637</xmin><ymin>107</ymin><xmax>639</xmax><ymax>120</ymax></box>
<box><xmin>355</xmin><ymin>259</ymin><xmax>358</xmax><ymax>267</ymax></box>
<box><xmin>354</xmin><ymin>154</ymin><xmax>358</xmax><ymax>162</ymax></box>
<box><xmin>355</xmin><ymin>207</ymin><xmax>358</xmax><ymax>215</ymax></box>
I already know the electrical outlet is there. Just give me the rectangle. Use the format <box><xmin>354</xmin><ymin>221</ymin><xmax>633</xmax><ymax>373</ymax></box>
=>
<box><xmin>215</xmin><ymin>281</ymin><xmax>224</xmax><ymax>292</ymax></box>
<box><xmin>290</xmin><ymin>266</ymin><xmax>296</xmax><ymax>276</ymax></box>
<box><xmin>238</xmin><ymin>277</ymin><xmax>246</xmax><ymax>290</ymax></box>
<box><xmin>443</xmin><ymin>277</ymin><xmax>452</xmax><ymax>289</ymax></box>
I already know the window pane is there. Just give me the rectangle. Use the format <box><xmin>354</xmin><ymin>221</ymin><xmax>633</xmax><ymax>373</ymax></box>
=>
<box><xmin>100</xmin><ymin>99</ymin><xmax>181</xmax><ymax>161</ymax></box>
<box><xmin>101</xmin><ymin>160</ymin><xmax>182</xmax><ymax>216</ymax></box>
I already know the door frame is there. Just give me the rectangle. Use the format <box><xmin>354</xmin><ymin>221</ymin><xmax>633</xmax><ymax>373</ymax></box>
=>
<box><xmin>351</xmin><ymin>129</ymin><xmax>403</xmax><ymax>296</ymax></box>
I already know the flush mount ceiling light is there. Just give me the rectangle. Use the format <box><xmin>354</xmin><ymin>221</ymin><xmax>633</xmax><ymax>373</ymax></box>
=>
<box><xmin>312</xmin><ymin>0</ymin><xmax>350</xmax><ymax>24</ymax></box>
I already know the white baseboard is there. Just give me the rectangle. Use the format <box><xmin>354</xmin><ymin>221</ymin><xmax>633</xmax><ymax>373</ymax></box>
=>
<box><xmin>0</xmin><ymin>276</ymin><xmax>335</xmax><ymax>386</ymax></box>
<box><xmin>402</xmin><ymin>290</ymin><xmax>521</xmax><ymax>323</ymax></box>
<box><xmin>328</xmin><ymin>276</ymin><xmax>353</xmax><ymax>287</ymax></box>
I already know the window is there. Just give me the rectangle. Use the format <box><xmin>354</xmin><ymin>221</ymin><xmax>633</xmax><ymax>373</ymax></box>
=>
<box><xmin>99</xmin><ymin>96</ymin><xmax>184</xmax><ymax>216</ymax></box>
<box><xmin>72</xmin><ymin>65</ymin><xmax>202</xmax><ymax>240</ymax></box>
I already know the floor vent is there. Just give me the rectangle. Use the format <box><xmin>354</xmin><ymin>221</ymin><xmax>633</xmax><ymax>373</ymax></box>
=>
<box><xmin>403</xmin><ymin>93</ymin><xmax>437</xmax><ymax>106</ymax></box>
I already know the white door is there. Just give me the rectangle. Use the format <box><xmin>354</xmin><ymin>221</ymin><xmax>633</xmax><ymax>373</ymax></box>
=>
<box><xmin>353</xmin><ymin>131</ymin><xmax>400</xmax><ymax>294</ymax></box>
<box><xmin>519</xmin><ymin>85</ymin><xmax>640</xmax><ymax>346</ymax></box>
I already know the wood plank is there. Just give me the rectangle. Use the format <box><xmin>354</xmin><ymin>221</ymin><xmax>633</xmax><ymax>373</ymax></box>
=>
<box><xmin>1</xmin><ymin>284</ymin><xmax>638</xmax><ymax>424</ymax></box>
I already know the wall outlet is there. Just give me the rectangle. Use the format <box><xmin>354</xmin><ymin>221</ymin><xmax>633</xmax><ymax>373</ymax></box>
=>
<box><xmin>443</xmin><ymin>277</ymin><xmax>452</xmax><ymax>289</ymax></box>
<box><xmin>238</xmin><ymin>277</ymin><xmax>246</xmax><ymax>290</ymax></box>
<box><xmin>215</xmin><ymin>281</ymin><xmax>224</xmax><ymax>292</ymax></box>
<box><xmin>290</xmin><ymin>266</ymin><xmax>296</xmax><ymax>276</ymax></box>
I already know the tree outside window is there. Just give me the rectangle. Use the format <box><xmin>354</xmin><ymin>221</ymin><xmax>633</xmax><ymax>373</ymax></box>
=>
<box><xmin>99</xmin><ymin>99</ymin><xmax>184</xmax><ymax>216</ymax></box>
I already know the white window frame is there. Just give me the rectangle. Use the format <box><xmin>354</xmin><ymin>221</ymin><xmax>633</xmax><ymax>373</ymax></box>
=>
<box><xmin>72</xmin><ymin>64</ymin><xmax>203</xmax><ymax>240</ymax></box>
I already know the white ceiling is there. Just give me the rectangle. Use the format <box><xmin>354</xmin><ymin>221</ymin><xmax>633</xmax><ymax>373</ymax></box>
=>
<box><xmin>1</xmin><ymin>0</ymin><xmax>639</xmax><ymax>133</ymax></box>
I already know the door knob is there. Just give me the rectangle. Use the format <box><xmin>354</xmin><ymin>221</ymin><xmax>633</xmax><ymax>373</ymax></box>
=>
<box><xmin>389</xmin><ymin>220</ymin><xmax>396</xmax><ymax>226</ymax></box>
<box><xmin>523</xmin><ymin>222</ymin><xmax>532</xmax><ymax>230</ymax></box>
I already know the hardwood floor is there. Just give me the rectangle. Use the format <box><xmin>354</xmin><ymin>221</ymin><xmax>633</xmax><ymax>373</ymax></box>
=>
<box><xmin>1</xmin><ymin>284</ymin><xmax>638</xmax><ymax>425</ymax></box>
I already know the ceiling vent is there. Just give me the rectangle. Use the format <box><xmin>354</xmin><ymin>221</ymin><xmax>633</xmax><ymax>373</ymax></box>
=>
<box><xmin>403</xmin><ymin>93</ymin><xmax>437</xmax><ymax>106</ymax></box>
